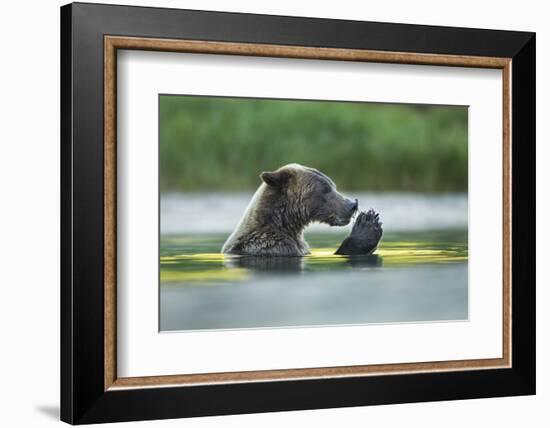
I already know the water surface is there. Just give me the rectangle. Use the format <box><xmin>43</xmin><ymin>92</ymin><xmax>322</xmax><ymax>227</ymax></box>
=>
<box><xmin>161</xmin><ymin>192</ymin><xmax>467</xmax><ymax>234</ymax></box>
<box><xmin>160</xmin><ymin>230</ymin><xmax>468</xmax><ymax>332</ymax></box>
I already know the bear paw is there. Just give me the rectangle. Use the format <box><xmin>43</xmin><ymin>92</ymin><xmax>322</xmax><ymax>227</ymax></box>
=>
<box><xmin>335</xmin><ymin>209</ymin><xmax>383</xmax><ymax>255</ymax></box>
<box><xmin>351</xmin><ymin>209</ymin><xmax>382</xmax><ymax>240</ymax></box>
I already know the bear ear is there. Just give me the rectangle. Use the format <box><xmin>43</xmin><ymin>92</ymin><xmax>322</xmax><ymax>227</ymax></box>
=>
<box><xmin>260</xmin><ymin>170</ymin><xmax>292</xmax><ymax>187</ymax></box>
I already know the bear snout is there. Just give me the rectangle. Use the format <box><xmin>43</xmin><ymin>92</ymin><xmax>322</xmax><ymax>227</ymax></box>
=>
<box><xmin>348</xmin><ymin>198</ymin><xmax>359</xmax><ymax>213</ymax></box>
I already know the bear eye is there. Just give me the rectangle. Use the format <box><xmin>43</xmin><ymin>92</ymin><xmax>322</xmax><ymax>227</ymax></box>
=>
<box><xmin>322</xmin><ymin>185</ymin><xmax>332</xmax><ymax>194</ymax></box>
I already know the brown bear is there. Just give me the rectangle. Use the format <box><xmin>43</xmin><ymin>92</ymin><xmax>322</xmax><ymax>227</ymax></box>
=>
<box><xmin>221</xmin><ymin>164</ymin><xmax>382</xmax><ymax>256</ymax></box>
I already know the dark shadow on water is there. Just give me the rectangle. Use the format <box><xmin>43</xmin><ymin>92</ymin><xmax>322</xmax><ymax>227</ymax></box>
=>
<box><xmin>345</xmin><ymin>254</ymin><xmax>383</xmax><ymax>268</ymax></box>
<box><xmin>224</xmin><ymin>254</ymin><xmax>382</xmax><ymax>273</ymax></box>
<box><xmin>35</xmin><ymin>405</ymin><xmax>59</xmax><ymax>420</ymax></box>
<box><xmin>225</xmin><ymin>256</ymin><xmax>305</xmax><ymax>272</ymax></box>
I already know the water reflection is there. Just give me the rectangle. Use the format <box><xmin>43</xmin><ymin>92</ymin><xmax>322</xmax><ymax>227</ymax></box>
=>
<box><xmin>223</xmin><ymin>254</ymin><xmax>383</xmax><ymax>273</ymax></box>
<box><xmin>224</xmin><ymin>256</ymin><xmax>305</xmax><ymax>273</ymax></box>
<box><xmin>159</xmin><ymin>230</ymin><xmax>468</xmax><ymax>331</ymax></box>
<box><xmin>345</xmin><ymin>254</ymin><xmax>383</xmax><ymax>268</ymax></box>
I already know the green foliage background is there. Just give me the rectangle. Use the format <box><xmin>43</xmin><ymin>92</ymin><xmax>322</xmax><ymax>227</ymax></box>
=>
<box><xmin>159</xmin><ymin>95</ymin><xmax>467</xmax><ymax>192</ymax></box>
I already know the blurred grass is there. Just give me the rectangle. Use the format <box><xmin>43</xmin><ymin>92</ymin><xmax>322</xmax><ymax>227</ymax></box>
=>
<box><xmin>160</xmin><ymin>95</ymin><xmax>467</xmax><ymax>192</ymax></box>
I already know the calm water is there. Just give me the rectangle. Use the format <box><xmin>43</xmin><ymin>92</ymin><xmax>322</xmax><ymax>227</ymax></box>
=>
<box><xmin>161</xmin><ymin>192</ymin><xmax>467</xmax><ymax>234</ymax></box>
<box><xmin>160</xmin><ymin>230</ymin><xmax>468</xmax><ymax>332</ymax></box>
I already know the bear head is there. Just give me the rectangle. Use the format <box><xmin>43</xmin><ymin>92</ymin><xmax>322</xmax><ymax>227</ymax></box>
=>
<box><xmin>259</xmin><ymin>164</ymin><xmax>358</xmax><ymax>229</ymax></box>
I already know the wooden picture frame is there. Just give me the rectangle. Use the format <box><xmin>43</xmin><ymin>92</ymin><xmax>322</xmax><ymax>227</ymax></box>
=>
<box><xmin>61</xmin><ymin>2</ymin><xmax>535</xmax><ymax>424</ymax></box>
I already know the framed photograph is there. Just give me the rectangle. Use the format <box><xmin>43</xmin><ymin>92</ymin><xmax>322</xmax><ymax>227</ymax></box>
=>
<box><xmin>60</xmin><ymin>2</ymin><xmax>535</xmax><ymax>424</ymax></box>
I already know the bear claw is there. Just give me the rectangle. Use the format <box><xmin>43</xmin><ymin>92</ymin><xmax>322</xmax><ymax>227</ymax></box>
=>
<box><xmin>352</xmin><ymin>209</ymin><xmax>383</xmax><ymax>237</ymax></box>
